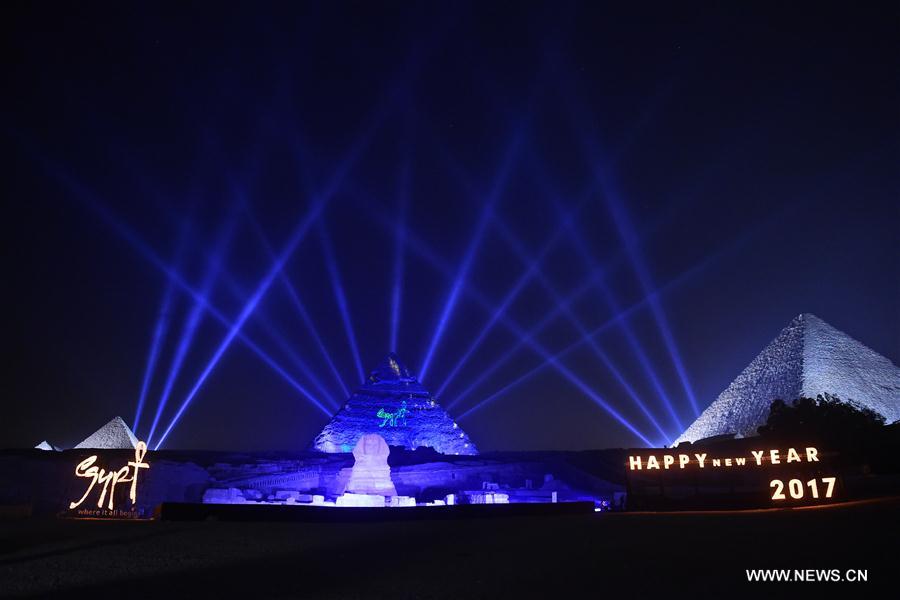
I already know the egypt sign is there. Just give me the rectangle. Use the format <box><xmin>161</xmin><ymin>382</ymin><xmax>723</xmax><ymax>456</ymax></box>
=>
<box><xmin>67</xmin><ymin>441</ymin><xmax>150</xmax><ymax>518</ymax></box>
<box><xmin>626</xmin><ymin>445</ymin><xmax>842</xmax><ymax>507</ymax></box>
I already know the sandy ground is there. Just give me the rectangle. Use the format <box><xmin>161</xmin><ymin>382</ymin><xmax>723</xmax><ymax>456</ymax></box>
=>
<box><xmin>1</xmin><ymin>498</ymin><xmax>895</xmax><ymax>599</ymax></box>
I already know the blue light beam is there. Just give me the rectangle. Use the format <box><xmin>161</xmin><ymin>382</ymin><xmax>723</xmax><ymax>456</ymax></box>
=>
<box><xmin>153</xmin><ymin>191</ymin><xmax>334</xmax><ymax>450</ymax></box>
<box><xmin>318</xmin><ymin>221</ymin><xmax>365</xmax><ymax>385</ymax></box>
<box><xmin>429</xmin><ymin>145</ymin><xmax>669</xmax><ymax>440</ymax></box>
<box><xmin>418</xmin><ymin>126</ymin><xmax>527</xmax><ymax>382</ymax></box>
<box><xmin>153</xmin><ymin>190</ymin><xmax>341</xmax><ymax>411</ymax></box>
<box><xmin>443</xmin><ymin>184</ymin><xmax>700</xmax><ymax>412</ymax></box>
<box><xmin>244</xmin><ymin>207</ymin><xmax>349</xmax><ymax>399</ymax></box>
<box><xmin>154</xmin><ymin>65</ymin><xmax>417</xmax><ymax>447</ymax></box>
<box><xmin>432</xmin><ymin>176</ymin><xmax>601</xmax><ymax>399</ymax></box>
<box><xmin>528</xmin><ymin>152</ymin><xmax>683</xmax><ymax>432</ymax></box>
<box><xmin>492</xmin><ymin>218</ymin><xmax>670</xmax><ymax>441</ymax></box>
<box><xmin>355</xmin><ymin>189</ymin><xmax>612</xmax><ymax>409</ymax></box>
<box><xmin>594</xmin><ymin>165</ymin><xmax>699</xmax><ymax>417</ymax></box>
<box><xmin>360</xmin><ymin>191</ymin><xmax>656</xmax><ymax>446</ymax></box>
<box><xmin>37</xmin><ymin>167</ymin><xmax>334</xmax><ymax>431</ymax></box>
<box><xmin>390</xmin><ymin>158</ymin><xmax>411</xmax><ymax>353</ymax></box>
<box><xmin>219</xmin><ymin>269</ymin><xmax>341</xmax><ymax>408</ymax></box>
<box><xmin>459</xmin><ymin>208</ymin><xmax>785</xmax><ymax>423</ymax></box>
<box><xmin>432</xmin><ymin>199</ymin><xmax>580</xmax><ymax>400</ymax></box>
<box><xmin>147</xmin><ymin>213</ymin><xmax>239</xmax><ymax>445</ymax></box>
<box><xmin>447</xmin><ymin>270</ymin><xmax>603</xmax><ymax>411</ymax></box>
<box><xmin>560</xmin><ymin>80</ymin><xmax>700</xmax><ymax>416</ymax></box>
<box><xmin>132</xmin><ymin>211</ymin><xmax>194</xmax><ymax>434</ymax></box>
<box><xmin>132</xmin><ymin>262</ymin><xmax>179</xmax><ymax>433</ymax></box>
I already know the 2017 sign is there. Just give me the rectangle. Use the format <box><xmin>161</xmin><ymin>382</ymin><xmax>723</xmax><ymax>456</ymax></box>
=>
<box><xmin>770</xmin><ymin>477</ymin><xmax>836</xmax><ymax>500</ymax></box>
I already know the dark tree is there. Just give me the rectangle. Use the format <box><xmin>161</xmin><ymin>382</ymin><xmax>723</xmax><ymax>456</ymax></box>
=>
<box><xmin>758</xmin><ymin>394</ymin><xmax>887</xmax><ymax>463</ymax></box>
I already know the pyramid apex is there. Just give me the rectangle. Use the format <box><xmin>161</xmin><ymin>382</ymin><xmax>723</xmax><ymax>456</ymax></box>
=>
<box><xmin>74</xmin><ymin>416</ymin><xmax>139</xmax><ymax>449</ymax></box>
<box><xmin>793</xmin><ymin>312</ymin><xmax>828</xmax><ymax>325</ymax></box>
<box><xmin>367</xmin><ymin>352</ymin><xmax>416</xmax><ymax>384</ymax></box>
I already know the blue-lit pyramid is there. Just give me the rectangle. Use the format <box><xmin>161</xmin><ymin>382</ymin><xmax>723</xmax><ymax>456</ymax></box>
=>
<box><xmin>312</xmin><ymin>353</ymin><xmax>478</xmax><ymax>455</ymax></box>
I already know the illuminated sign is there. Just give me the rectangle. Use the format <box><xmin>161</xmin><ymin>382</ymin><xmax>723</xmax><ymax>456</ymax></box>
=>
<box><xmin>69</xmin><ymin>441</ymin><xmax>150</xmax><ymax>511</ymax></box>
<box><xmin>627</xmin><ymin>447</ymin><xmax>820</xmax><ymax>471</ymax></box>
<box><xmin>377</xmin><ymin>400</ymin><xmax>409</xmax><ymax>427</ymax></box>
<box><xmin>627</xmin><ymin>445</ymin><xmax>841</xmax><ymax>505</ymax></box>
<box><xmin>770</xmin><ymin>476</ymin><xmax>836</xmax><ymax>501</ymax></box>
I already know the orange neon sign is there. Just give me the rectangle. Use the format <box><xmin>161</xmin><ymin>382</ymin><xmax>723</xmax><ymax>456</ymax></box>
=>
<box><xmin>627</xmin><ymin>446</ymin><xmax>820</xmax><ymax>470</ymax></box>
<box><xmin>627</xmin><ymin>445</ymin><xmax>841</xmax><ymax>503</ymax></box>
<box><xmin>69</xmin><ymin>441</ymin><xmax>150</xmax><ymax>511</ymax></box>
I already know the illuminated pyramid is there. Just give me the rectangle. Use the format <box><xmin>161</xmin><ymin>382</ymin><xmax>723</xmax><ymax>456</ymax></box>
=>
<box><xmin>74</xmin><ymin>416</ymin><xmax>139</xmax><ymax>449</ymax></box>
<box><xmin>313</xmin><ymin>353</ymin><xmax>478</xmax><ymax>455</ymax></box>
<box><xmin>675</xmin><ymin>314</ymin><xmax>900</xmax><ymax>444</ymax></box>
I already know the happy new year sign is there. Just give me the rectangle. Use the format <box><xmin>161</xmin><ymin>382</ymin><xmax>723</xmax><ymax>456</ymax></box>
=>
<box><xmin>627</xmin><ymin>445</ymin><xmax>840</xmax><ymax>503</ymax></box>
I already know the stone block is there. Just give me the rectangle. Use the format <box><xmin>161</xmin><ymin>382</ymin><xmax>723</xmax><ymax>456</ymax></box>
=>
<box><xmin>336</xmin><ymin>493</ymin><xmax>386</xmax><ymax>507</ymax></box>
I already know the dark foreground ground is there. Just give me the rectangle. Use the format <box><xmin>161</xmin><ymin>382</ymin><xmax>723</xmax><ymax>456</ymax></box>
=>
<box><xmin>1</xmin><ymin>498</ymin><xmax>896</xmax><ymax>599</ymax></box>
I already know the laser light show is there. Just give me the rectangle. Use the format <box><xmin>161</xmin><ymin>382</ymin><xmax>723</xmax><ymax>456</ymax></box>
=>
<box><xmin>2</xmin><ymin>1</ymin><xmax>897</xmax><ymax>596</ymax></box>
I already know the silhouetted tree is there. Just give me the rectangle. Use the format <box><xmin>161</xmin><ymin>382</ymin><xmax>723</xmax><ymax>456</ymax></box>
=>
<box><xmin>757</xmin><ymin>394</ymin><xmax>886</xmax><ymax>463</ymax></box>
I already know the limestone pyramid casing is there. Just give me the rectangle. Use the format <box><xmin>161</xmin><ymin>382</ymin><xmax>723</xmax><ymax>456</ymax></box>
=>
<box><xmin>74</xmin><ymin>416</ymin><xmax>139</xmax><ymax>449</ymax></box>
<box><xmin>675</xmin><ymin>313</ymin><xmax>900</xmax><ymax>444</ymax></box>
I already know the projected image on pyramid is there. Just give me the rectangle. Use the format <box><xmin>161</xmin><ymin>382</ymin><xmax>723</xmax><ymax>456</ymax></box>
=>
<box><xmin>313</xmin><ymin>353</ymin><xmax>478</xmax><ymax>455</ymax></box>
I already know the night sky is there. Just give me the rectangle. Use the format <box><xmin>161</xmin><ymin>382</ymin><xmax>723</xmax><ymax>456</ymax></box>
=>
<box><xmin>3</xmin><ymin>2</ymin><xmax>897</xmax><ymax>452</ymax></box>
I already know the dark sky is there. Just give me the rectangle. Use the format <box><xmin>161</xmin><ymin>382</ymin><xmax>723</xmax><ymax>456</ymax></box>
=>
<box><xmin>3</xmin><ymin>2</ymin><xmax>898</xmax><ymax>451</ymax></box>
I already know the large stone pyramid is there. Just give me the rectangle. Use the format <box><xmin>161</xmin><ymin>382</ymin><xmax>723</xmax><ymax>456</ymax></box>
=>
<box><xmin>313</xmin><ymin>353</ymin><xmax>478</xmax><ymax>455</ymax></box>
<box><xmin>675</xmin><ymin>313</ymin><xmax>900</xmax><ymax>445</ymax></box>
<box><xmin>74</xmin><ymin>416</ymin><xmax>139</xmax><ymax>449</ymax></box>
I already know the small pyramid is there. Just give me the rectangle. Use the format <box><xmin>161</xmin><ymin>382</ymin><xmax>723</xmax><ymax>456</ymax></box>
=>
<box><xmin>675</xmin><ymin>313</ymin><xmax>900</xmax><ymax>444</ymax></box>
<box><xmin>34</xmin><ymin>440</ymin><xmax>59</xmax><ymax>451</ymax></box>
<box><xmin>74</xmin><ymin>416</ymin><xmax>139</xmax><ymax>450</ymax></box>
<box><xmin>313</xmin><ymin>353</ymin><xmax>477</xmax><ymax>455</ymax></box>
